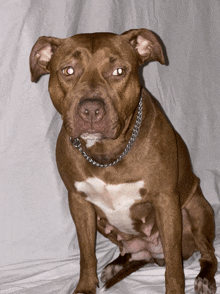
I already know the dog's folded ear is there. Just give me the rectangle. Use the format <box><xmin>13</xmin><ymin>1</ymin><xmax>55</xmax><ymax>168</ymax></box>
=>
<box><xmin>122</xmin><ymin>29</ymin><xmax>165</xmax><ymax>65</ymax></box>
<box><xmin>30</xmin><ymin>36</ymin><xmax>61</xmax><ymax>82</ymax></box>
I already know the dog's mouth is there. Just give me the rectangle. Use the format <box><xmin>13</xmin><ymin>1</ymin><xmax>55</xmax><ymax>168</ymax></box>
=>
<box><xmin>80</xmin><ymin>132</ymin><xmax>103</xmax><ymax>148</ymax></box>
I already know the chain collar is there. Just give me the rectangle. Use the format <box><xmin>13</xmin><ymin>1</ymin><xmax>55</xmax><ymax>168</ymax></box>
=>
<box><xmin>70</xmin><ymin>97</ymin><xmax>143</xmax><ymax>167</ymax></box>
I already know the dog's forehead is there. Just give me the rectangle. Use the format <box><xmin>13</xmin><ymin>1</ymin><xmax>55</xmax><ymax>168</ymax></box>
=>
<box><xmin>70</xmin><ymin>32</ymin><xmax>120</xmax><ymax>50</ymax></box>
<box><xmin>57</xmin><ymin>32</ymin><xmax>134</xmax><ymax>60</ymax></box>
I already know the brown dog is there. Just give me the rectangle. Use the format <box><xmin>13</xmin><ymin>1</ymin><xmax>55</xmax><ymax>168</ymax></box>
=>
<box><xmin>30</xmin><ymin>29</ymin><xmax>217</xmax><ymax>294</ymax></box>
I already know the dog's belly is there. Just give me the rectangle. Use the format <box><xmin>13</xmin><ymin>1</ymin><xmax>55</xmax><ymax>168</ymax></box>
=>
<box><xmin>75</xmin><ymin>177</ymin><xmax>144</xmax><ymax>234</ymax></box>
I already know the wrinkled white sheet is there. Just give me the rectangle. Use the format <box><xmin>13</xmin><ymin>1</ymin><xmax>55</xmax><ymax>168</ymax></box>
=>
<box><xmin>1</xmin><ymin>0</ymin><xmax>220</xmax><ymax>293</ymax></box>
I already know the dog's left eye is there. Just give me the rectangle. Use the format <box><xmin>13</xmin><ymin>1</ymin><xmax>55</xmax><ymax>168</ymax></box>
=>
<box><xmin>112</xmin><ymin>68</ymin><xmax>124</xmax><ymax>76</ymax></box>
<box><xmin>62</xmin><ymin>66</ymin><xmax>74</xmax><ymax>76</ymax></box>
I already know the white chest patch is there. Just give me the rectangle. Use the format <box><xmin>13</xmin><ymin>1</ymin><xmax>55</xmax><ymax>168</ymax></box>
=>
<box><xmin>75</xmin><ymin>177</ymin><xmax>144</xmax><ymax>234</ymax></box>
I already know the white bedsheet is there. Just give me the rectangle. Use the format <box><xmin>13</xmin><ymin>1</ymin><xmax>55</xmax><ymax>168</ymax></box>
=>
<box><xmin>1</xmin><ymin>1</ymin><xmax>220</xmax><ymax>293</ymax></box>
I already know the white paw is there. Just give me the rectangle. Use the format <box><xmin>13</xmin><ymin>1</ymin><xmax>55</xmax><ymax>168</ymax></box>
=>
<box><xmin>100</xmin><ymin>286</ymin><xmax>106</xmax><ymax>293</ymax></box>
<box><xmin>101</xmin><ymin>264</ymin><xmax>123</xmax><ymax>283</ymax></box>
<box><xmin>194</xmin><ymin>277</ymin><xmax>216</xmax><ymax>294</ymax></box>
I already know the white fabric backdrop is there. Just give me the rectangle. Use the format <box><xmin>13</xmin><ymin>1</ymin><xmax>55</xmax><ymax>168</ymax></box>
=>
<box><xmin>1</xmin><ymin>1</ymin><xmax>220</xmax><ymax>293</ymax></box>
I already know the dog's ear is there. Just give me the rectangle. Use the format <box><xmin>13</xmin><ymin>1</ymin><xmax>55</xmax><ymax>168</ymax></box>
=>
<box><xmin>30</xmin><ymin>36</ymin><xmax>61</xmax><ymax>82</ymax></box>
<box><xmin>122</xmin><ymin>29</ymin><xmax>165</xmax><ymax>65</ymax></box>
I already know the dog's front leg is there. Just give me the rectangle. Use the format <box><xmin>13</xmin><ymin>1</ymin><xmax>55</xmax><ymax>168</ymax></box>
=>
<box><xmin>68</xmin><ymin>191</ymin><xmax>99</xmax><ymax>294</ymax></box>
<box><xmin>155</xmin><ymin>193</ymin><xmax>185</xmax><ymax>294</ymax></box>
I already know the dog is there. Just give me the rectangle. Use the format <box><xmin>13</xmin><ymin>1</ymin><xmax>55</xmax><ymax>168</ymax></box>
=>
<box><xmin>30</xmin><ymin>29</ymin><xmax>217</xmax><ymax>294</ymax></box>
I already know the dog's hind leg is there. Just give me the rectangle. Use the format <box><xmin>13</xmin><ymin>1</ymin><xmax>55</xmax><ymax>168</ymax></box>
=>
<box><xmin>101</xmin><ymin>254</ymin><xmax>149</xmax><ymax>289</ymax></box>
<box><xmin>184</xmin><ymin>186</ymin><xmax>217</xmax><ymax>294</ymax></box>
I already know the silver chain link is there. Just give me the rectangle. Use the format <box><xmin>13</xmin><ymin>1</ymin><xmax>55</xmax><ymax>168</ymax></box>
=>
<box><xmin>70</xmin><ymin>97</ymin><xmax>143</xmax><ymax>167</ymax></box>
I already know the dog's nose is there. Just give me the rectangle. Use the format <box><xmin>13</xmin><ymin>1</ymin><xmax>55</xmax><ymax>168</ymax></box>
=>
<box><xmin>78</xmin><ymin>100</ymin><xmax>105</xmax><ymax>123</ymax></box>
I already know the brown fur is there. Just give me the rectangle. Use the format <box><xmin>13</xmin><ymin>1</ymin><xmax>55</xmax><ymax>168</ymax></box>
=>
<box><xmin>30</xmin><ymin>29</ymin><xmax>217</xmax><ymax>294</ymax></box>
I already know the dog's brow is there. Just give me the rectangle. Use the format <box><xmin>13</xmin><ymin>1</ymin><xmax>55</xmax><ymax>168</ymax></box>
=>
<box><xmin>109</xmin><ymin>57</ymin><xmax>117</xmax><ymax>63</ymax></box>
<box><xmin>72</xmin><ymin>50</ymin><xmax>81</xmax><ymax>59</ymax></box>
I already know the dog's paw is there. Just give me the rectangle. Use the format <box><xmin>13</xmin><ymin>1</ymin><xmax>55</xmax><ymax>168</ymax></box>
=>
<box><xmin>101</xmin><ymin>264</ymin><xmax>123</xmax><ymax>283</ymax></box>
<box><xmin>73</xmin><ymin>277</ymin><xmax>99</xmax><ymax>294</ymax></box>
<box><xmin>194</xmin><ymin>277</ymin><xmax>216</xmax><ymax>294</ymax></box>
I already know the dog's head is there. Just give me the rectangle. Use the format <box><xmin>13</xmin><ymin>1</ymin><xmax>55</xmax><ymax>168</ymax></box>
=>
<box><xmin>30</xmin><ymin>29</ymin><xmax>165</xmax><ymax>142</ymax></box>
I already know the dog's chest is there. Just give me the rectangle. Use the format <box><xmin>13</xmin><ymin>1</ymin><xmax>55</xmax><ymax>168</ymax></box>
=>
<box><xmin>75</xmin><ymin>177</ymin><xmax>145</xmax><ymax>234</ymax></box>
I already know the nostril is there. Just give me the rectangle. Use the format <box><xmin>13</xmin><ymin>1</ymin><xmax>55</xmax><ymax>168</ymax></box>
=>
<box><xmin>84</xmin><ymin>109</ymin><xmax>90</xmax><ymax>115</ymax></box>
<box><xmin>94</xmin><ymin>108</ymin><xmax>104</xmax><ymax>117</ymax></box>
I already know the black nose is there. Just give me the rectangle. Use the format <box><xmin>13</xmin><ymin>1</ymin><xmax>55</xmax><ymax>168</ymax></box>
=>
<box><xmin>78</xmin><ymin>100</ymin><xmax>105</xmax><ymax>123</ymax></box>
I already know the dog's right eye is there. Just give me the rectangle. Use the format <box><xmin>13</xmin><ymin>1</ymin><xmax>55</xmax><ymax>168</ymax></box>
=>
<box><xmin>62</xmin><ymin>66</ymin><xmax>74</xmax><ymax>76</ymax></box>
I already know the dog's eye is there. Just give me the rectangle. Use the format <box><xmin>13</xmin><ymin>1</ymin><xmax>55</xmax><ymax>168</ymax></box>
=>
<box><xmin>62</xmin><ymin>66</ymin><xmax>74</xmax><ymax>76</ymax></box>
<box><xmin>112</xmin><ymin>68</ymin><xmax>124</xmax><ymax>76</ymax></box>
